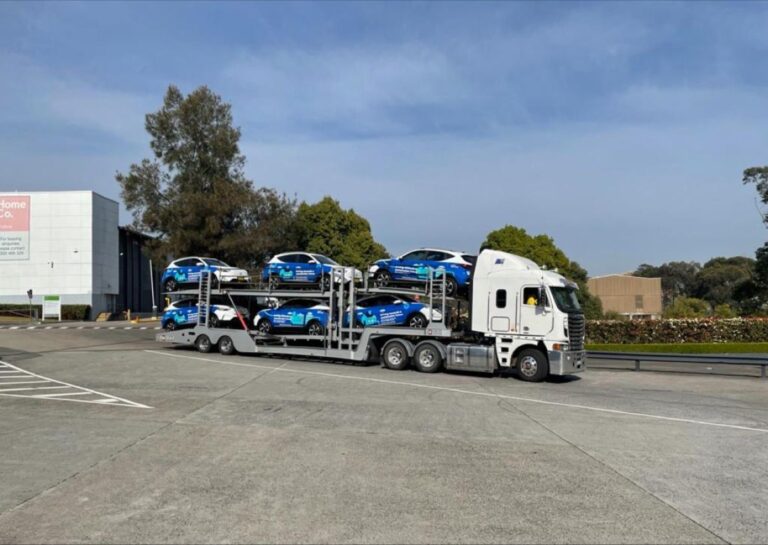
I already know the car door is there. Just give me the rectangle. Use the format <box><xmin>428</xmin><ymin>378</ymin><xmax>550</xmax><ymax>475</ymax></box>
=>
<box><xmin>276</xmin><ymin>299</ymin><xmax>310</xmax><ymax>328</ymax></box>
<box><xmin>355</xmin><ymin>296</ymin><xmax>383</xmax><ymax>326</ymax></box>
<box><xmin>395</xmin><ymin>251</ymin><xmax>429</xmax><ymax>281</ymax></box>
<box><xmin>376</xmin><ymin>296</ymin><xmax>408</xmax><ymax>326</ymax></box>
<box><xmin>425</xmin><ymin>250</ymin><xmax>451</xmax><ymax>280</ymax></box>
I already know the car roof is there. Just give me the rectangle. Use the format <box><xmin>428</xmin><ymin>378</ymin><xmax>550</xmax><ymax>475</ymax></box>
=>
<box><xmin>403</xmin><ymin>248</ymin><xmax>470</xmax><ymax>255</ymax></box>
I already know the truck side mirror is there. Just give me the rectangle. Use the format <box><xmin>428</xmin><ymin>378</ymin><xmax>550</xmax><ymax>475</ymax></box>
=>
<box><xmin>537</xmin><ymin>287</ymin><xmax>546</xmax><ymax>308</ymax></box>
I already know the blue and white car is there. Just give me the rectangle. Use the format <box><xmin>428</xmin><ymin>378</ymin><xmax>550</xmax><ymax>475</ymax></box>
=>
<box><xmin>368</xmin><ymin>248</ymin><xmax>476</xmax><ymax>296</ymax></box>
<box><xmin>254</xmin><ymin>298</ymin><xmax>330</xmax><ymax>336</ymax></box>
<box><xmin>162</xmin><ymin>257</ymin><xmax>250</xmax><ymax>292</ymax></box>
<box><xmin>161</xmin><ymin>298</ymin><xmax>249</xmax><ymax>330</ymax></box>
<box><xmin>343</xmin><ymin>295</ymin><xmax>441</xmax><ymax>328</ymax></box>
<box><xmin>262</xmin><ymin>252</ymin><xmax>362</xmax><ymax>290</ymax></box>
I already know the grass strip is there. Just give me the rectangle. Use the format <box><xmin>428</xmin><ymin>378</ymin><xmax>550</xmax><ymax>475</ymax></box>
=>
<box><xmin>586</xmin><ymin>343</ymin><xmax>768</xmax><ymax>354</ymax></box>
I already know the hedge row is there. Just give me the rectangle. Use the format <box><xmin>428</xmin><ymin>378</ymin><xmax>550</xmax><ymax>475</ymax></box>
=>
<box><xmin>586</xmin><ymin>318</ymin><xmax>768</xmax><ymax>344</ymax></box>
<box><xmin>0</xmin><ymin>304</ymin><xmax>91</xmax><ymax>321</ymax></box>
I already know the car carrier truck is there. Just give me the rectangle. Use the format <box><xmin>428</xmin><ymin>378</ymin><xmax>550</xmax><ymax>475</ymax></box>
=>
<box><xmin>155</xmin><ymin>249</ymin><xmax>586</xmax><ymax>382</ymax></box>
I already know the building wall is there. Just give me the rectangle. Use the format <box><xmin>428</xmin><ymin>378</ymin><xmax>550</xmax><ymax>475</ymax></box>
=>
<box><xmin>0</xmin><ymin>191</ymin><xmax>119</xmax><ymax>316</ymax></box>
<box><xmin>587</xmin><ymin>275</ymin><xmax>663</xmax><ymax>317</ymax></box>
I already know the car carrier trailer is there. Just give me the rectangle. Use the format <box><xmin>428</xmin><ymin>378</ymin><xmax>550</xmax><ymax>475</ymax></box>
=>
<box><xmin>155</xmin><ymin>249</ymin><xmax>586</xmax><ymax>382</ymax></box>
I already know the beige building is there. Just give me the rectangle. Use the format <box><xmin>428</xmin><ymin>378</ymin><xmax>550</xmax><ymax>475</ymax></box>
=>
<box><xmin>587</xmin><ymin>274</ymin><xmax>663</xmax><ymax>319</ymax></box>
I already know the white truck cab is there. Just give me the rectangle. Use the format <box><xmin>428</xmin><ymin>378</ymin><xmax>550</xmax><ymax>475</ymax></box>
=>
<box><xmin>467</xmin><ymin>249</ymin><xmax>586</xmax><ymax>380</ymax></box>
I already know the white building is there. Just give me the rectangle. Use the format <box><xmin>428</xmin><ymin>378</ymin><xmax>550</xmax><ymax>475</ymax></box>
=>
<box><xmin>0</xmin><ymin>191</ymin><xmax>119</xmax><ymax>316</ymax></box>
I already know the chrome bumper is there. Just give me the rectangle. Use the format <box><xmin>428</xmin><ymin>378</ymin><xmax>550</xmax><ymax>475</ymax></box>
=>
<box><xmin>548</xmin><ymin>349</ymin><xmax>586</xmax><ymax>375</ymax></box>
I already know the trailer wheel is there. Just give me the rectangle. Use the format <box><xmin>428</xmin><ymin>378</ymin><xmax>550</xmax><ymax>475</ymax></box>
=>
<box><xmin>374</xmin><ymin>270</ymin><xmax>391</xmax><ymax>288</ymax></box>
<box><xmin>306</xmin><ymin>320</ymin><xmax>325</xmax><ymax>336</ymax></box>
<box><xmin>218</xmin><ymin>335</ymin><xmax>236</xmax><ymax>355</ymax></box>
<box><xmin>381</xmin><ymin>339</ymin><xmax>410</xmax><ymax>371</ymax></box>
<box><xmin>413</xmin><ymin>341</ymin><xmax>443</xmax><ymax>373</ymax></box>
<box><xmin>195</xmin><ymin>334</ymin><xmax>213</xmax><ymax>354</ymax></box>
<box><xmin>164</xmin><ymin>278</ymin><xmax>177</xmax><ymax>293</ymax></box>
<box><xmin>516</xmin><ymin>348</ymin><xmax>548</xmax><ymax>382</ymax></box>
<box><xmin>445</xmin><ymin>276</ymin><xmax>458</xmax><ymax>297</ymax></box>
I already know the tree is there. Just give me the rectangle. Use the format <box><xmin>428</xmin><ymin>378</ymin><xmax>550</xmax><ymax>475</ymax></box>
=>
<box><xmin>634</xmin><ymin>261</ymin><xmax>701</xmax><ymax>307</ymax></box>
<box><xmin>480</xmin><ymin>225</ymin><xmax>603</xmax><ymax>318</ymax></box>
<box><xmin>713</xmin><ymin>304</ymin><xmax>737</xmax><ymax>318</ymax></box>
<box><xmin>694</xmin><ymin>256</ymin><xmax>754</xmax><ymax>308</ymax></box>
<box><xmin>663</xmin><ymin>297</ymin><xmax>710</xmax><ymax>318</ymax></box>
<box><xmin>116</xmin><ymin>85</ymin><xmax>297</xmax><ymax>268</ymax></box>
<box><xmin>743</xmin><ymin>166</ymin><xmax>768</xmax><ymax>225</ymax></box>
<box><xmin>296</xmin><ymin>196</ymin><xmax>388</xmax><ymax>269</ymax></box>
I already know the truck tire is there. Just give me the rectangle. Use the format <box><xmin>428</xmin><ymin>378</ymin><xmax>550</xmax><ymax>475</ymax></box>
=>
<box><xmin>195</xmin><ymin>334</ymin><xmax>213</xmax><ymax>354</ymax></box>
<box><xmin>374</xmin><ymin>270</ymin><xmax>391</xmax><ymax>288</ymax></box>
<box><xmin>381</xmin><ymin>339</ymin><xmax>410</xmax><ymax>371</ymax></box>
<box><xmin>218</xmin><ymin>335</ymin><xmax>236</xmax><ymax>355</ymax></box>
<box><xmin>516</xmin><ymin>348</ymin><xmax>548</xmax><ymax>382</ymax></box>
<box><xmin>413</xmin><ymin>341</ymin><xmax>443</xmax><ymax>373</ymax></box>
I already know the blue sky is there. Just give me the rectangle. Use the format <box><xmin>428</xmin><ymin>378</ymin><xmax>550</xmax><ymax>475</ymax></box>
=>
<box><xmin>1</xmin><ymin>1</ymin><xmax>767</xmax><ymax>274</ymax></box>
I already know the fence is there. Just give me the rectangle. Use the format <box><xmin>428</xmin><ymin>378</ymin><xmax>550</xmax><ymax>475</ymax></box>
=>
<box><xmin>588</xmin><ymin>351</ymin><xmax>768</xmax><ymax>379</ymax></box>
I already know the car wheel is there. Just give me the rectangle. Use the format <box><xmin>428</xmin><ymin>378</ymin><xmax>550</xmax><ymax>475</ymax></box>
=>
<box><xmin>413</xmin><ymin>342</ymin><xmax>444</xmax><ymax>373</ymax></box>
<box><xmin>257</xmin><ymin>319</ymin><xmax>272</xmax><ymax>335</ymax></box>
<box><xmin>164</xmin><ymin>321</ymin><xmax>175</xmax><ymax>331</ymax></box>
<box><xmin>268</xmin><ymin>275</ymin><xmax>279</xmax><ymax>290</ymax></box>
<box><xmin>444</xmin><ymin>276</ymin><xmax>458</xmax><ymax>297</ymax></box>
<box><xmin>195</xmin><ymin>335</ymin><xmax>212</xmax><ymax>354</ymax></box>
<box><xmin>407</xmin><ymin>313</ymin><xmax>427</xmax><ymax>328</ymax></box>
<box><xmin>218</xmin><ymin>335</ymin><xmax>236</xmax><ymax>355</ymax></box>
<box><xmin>374</xmin><ymin>270</ymin><xmax>391</xmax><ymax>288</ymax></box>
<box><xmin>209</xmin><ymin>314</ymin><xmax>219</xmax><ymax>328</ymax></box>
<box><xmin>381</xmin><ymin>339</ymin><xmax>410</xmax><ymax>370</ymax></box>
<box><xmin>319</xmin><ymin>274</ymin><xmax>331</xmax><ymax>291</ymax></box>
<box><xmin>306</xmin><ymin>320</ymin><xmax>325</xmax><ymax>336</ymax></box>
<box><xmin>164</xmin><ymin>278</ymin><xmax>177</xmax><ymax>292</ymax></box>
<box><xmin>516</xmin><ymin>348</ymin><xmax>549</xmax><ymax>382</ymax></box>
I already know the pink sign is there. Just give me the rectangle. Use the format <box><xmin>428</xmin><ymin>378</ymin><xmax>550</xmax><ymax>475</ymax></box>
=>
<box><xmin>0</xmin><ymin>196</ymin><xmax>30</xmax><ymax>231</ymax></box>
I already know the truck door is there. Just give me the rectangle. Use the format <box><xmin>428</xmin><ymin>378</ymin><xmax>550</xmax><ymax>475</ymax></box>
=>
<box><xmin>489</xmin><ymin>287</ymin><xmax>515</xmax><ymax>333</ymax></box>
<box><xmin>519</xmin><ymin>286</ymin><xmax>554</xmax><ymax>337</ymax></box>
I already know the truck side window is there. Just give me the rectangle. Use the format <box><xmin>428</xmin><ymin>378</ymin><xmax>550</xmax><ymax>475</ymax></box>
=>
<box><xmin>523</xmin><ymin>287</ymin><xmax>538</xmax><ymax>306</ymax></box>
<box><xmin>496</xmin><ymin>289</ymin><xmax>507</xmax><ymax>308</ymax></box>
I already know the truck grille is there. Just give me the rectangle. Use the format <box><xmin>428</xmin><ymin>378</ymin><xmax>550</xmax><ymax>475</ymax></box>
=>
<box><xmin>568</xmin><ymin>314</ymin><xmax>585</xmax><ymax>351</ymax></box>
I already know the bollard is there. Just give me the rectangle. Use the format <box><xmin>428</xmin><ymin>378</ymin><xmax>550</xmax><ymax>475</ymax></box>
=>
<box><xmin>634</xmin><ymin>359</ymin><xmax>640</xmax><ymax>372</ymax></box>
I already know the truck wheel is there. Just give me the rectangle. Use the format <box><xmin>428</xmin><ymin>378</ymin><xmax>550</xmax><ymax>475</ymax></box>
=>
<box><xmin>407</xmin><ymin>313</ymin><xmax>427</xmax><ymax>328</ymax></box>
<box><xmin>195</xmin><ymin>335</ymin><xmax>212</xmax><ymax>354</ymax></box>
<box><xmin>164</xmin><ymin>278</ymin><xmax>177</xmax><ymax>292</ymax></box>
<box><xmin>374</xmin><ymin>270</ymin><xmax>391</xmax><ymax>288</ymax></box>
<box><xmin>445</xmin><ymin>276</ymin><xmax>458</xmax><ymax>297</ymax></box>
<box><xmin>306</xmin><ymin>320</ymin><xmax>325</xmax><ymax>336</ymax></box>
<box><xmin>413</xmin><ymin>342</ymin><xmax>443</xmax><ymax>373</ymax></box>
<box><xmin>218</xmin><ymin>335</ymin><xmax>236</xmax><ymax>355</ymax></box>
<box><xmin>381</xmin><ymin>339</ymin><xmax>410</xmax><ymax>370</ymax></box>
<box><xmin>516</xmin><ymin>348</ymin><xmax>548</xmax><ymax>382</ymax></box>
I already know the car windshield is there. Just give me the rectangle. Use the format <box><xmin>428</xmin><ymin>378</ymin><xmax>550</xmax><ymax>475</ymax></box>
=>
<box><xmin>549</xmin><ymin>287</ymin><xmax>582</xmax><ymax>313</ymax></box>
<box><xmin>461</xmin><ymin>254</ymin><xmax>477</xmax><ymax>265</ymax></box>
<box><xmin>312</xmin><ymin>254</ymin><xmax>339</xmax><ymax>265</ymax></box>
<box><xmin>203</xmin><ymin>258</ymin><xmax>228</xmax><ymax>266</ymax></box>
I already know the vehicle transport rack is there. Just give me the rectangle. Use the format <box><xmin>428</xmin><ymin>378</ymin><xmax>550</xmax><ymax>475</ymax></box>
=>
<box><xmin>156</xmin><ymin>249</ymin><xmax>587</xmax><ymax>381</ymax></box>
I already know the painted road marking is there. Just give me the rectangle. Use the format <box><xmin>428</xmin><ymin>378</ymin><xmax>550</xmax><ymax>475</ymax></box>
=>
<box><xmin>0</xmin><ymin>360</ymin><xmax>151</xmax><ymax>408</ymax></box>
<box><xmin>145</xmin><ymin>350</ymin><xmax>768</xmax><ymax>434</ymax></box>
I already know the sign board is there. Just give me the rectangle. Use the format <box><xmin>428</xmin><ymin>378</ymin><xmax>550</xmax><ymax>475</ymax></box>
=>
<box><xmin>42</xmin><ymin>295</ymin><xmax>61</xmax><ymax>322</ymax></box>
<box><xmin>0</xmin><ymin>195</ymin><xmax>30</xmax><ymax>260</ymax></box>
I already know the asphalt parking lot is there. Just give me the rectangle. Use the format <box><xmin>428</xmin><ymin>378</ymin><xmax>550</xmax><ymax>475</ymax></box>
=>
<box><xmin>1</xmin><ymin>327</ymin><xmax>767</xmax><ymax>544</ymax></box>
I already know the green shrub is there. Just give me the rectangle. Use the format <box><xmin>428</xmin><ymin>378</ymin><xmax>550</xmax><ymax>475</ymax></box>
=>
<box><xmin>663</xmin><ymin>297</ymin><xmax>710</xmax><ymax>318</ymax></box>
<box><xmin>586</xmin><ymin>318</ymin><xmax>768</xmax><ymax>344</ymax></box>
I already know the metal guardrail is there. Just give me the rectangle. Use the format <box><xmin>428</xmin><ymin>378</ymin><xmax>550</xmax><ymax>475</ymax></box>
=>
<box><xmin>588</xmin><ymin>351</ymin><xmax>768</xmax><ymax>379</ymax></box>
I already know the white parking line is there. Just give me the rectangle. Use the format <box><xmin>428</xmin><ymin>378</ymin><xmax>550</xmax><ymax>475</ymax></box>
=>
<box><xmin>0</xmin><ymin>360</ymin><xmax>151</xmax><ymax>408</ymax></box>
<box><xmin>9</xmin><ymin>326</ymin><xmax>19</xmax><ymax>330</ymax></box>
<box><xmin>145</xmin><ymin>350</ymin><xmax>768</xmax><ymax>435</ymax></box>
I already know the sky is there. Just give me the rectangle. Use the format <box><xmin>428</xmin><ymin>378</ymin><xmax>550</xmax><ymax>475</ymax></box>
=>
<box><xmin>1</xmin><ymin>1</ymin><xmax>767</xmax><ymax>275</ymax></box>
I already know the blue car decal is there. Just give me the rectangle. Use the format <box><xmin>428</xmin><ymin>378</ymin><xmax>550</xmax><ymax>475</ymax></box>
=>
<box><xmin>162</xmin><ymin>304</ymin><xmax>224</xmax><ymax>329</ymax></box>
<box><xmin>257</xmin><ymin>306</ymin><xmax>330</xmax><ymax>329</ymax></box>
<box><xmin>343</xmin><ymin>300</ymin><xmax>428</xmax><ymax>327</ymax></box>
<box><xmin>262</xmin><ymin>263</ymin><xmax>331</xmax><ymax>283</ymax></box>
<box><xmin>375</xmin><ymin>258</ymin><xmax>469</xmax><ymax>286</ymax></box>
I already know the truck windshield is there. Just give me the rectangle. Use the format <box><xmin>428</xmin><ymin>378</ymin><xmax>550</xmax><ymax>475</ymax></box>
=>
<box><xmin>550</xmin><ymin>287</ymin><xmax>582</xmax><ymax>313</ymax></box>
